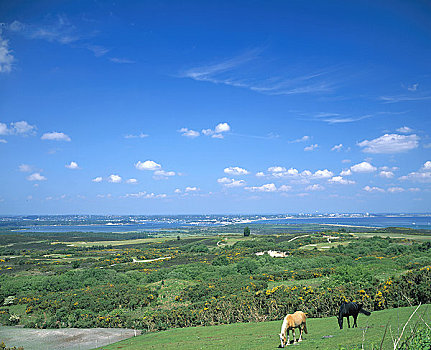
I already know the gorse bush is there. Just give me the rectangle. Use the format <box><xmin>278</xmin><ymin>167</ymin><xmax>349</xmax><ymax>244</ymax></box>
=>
<box><xmin>1</xmin><ymin>235</ymin><xmax>430</xmax><ymax>332</ymax></box>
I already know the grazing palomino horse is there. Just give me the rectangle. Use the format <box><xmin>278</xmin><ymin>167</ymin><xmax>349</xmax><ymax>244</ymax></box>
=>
<box><xmin>337</xmin><ymin>302</ymin><xmax>371</xmax><ymax>329</ymax></box>
<box><xmin>279</xmin><ymin>311</ymin><xmax>308</xmax><ymax>347</ymax></box>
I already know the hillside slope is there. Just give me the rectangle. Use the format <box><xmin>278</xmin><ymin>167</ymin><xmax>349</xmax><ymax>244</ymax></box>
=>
<box><xmin>98</xmin><ymin>304</ymin><xmax>430</xmax><ymax>350</ymax></box>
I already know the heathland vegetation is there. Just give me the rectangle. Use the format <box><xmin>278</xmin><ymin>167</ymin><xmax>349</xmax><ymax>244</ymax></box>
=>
<box><xmin>0</xmin><ymin>224</ymin><xmax>430</xmax><ymax>348</ymax></box>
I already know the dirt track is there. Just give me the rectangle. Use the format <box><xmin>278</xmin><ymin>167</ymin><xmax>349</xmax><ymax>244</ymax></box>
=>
<box><xmin>0</xmin><ymin>326</ymin><xmax>140</xmax><ymax>350</ymax></box>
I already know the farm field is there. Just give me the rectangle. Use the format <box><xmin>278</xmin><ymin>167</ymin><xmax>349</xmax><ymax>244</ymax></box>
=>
<box><xmin>98</xmin><ymin>305</ymin><xmax>431</xmax><ymax>350</ymax></box>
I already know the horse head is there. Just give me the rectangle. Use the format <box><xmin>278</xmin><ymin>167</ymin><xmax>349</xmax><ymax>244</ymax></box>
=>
<box><xmin>279</xmin><ymin>332</ymin><xmax>286</xmax><ymax>347</ymax></box>
<box><xmin>337</xmin><ymin>315</ymin><xmax>343</xmax><ymax>329</ymax></box>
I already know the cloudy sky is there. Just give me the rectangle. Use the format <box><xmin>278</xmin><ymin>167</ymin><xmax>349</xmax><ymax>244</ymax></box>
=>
<box><xmin>0</xmin><ymin>1</ymin><xmax>430</xmax><ymax>214</ymax></box>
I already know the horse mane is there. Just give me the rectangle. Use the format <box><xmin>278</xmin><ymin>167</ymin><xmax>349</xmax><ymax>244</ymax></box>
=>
<box><xmin>281</xmin><ymin>315</ymin><xmax>289</xmax><ymax>334</ymax></box>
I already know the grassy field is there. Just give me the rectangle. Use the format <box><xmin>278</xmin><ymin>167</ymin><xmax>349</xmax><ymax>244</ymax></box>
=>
<box><xmin>98</xmin><ymin>305</ymin><xmax>430</xmax><ymax>350</ymax></box>
<box><xmin>59</xmin><ymin>236</ymin><xmax>207</xmax><ymax>247</ymax></box>
<box><xmin>351</xmin><ymin>231</ymin><xmax>431</xmax><ymax>241</ymax></box>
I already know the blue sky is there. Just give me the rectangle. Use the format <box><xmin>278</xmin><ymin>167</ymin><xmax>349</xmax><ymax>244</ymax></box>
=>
<box><xmin>0</xmin><ymin>0</ymin><xmax>430</xmax><ymax>214</ymax></box>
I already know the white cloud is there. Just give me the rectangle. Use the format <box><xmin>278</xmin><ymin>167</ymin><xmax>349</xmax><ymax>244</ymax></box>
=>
<box><xmin>424</xmin><ymin>143</ymin><xmax>431</xmax><ymax>149</ymax></box>
<box><xmin>124</xmin><ymin>191</ymin><xmax>167</xmax><ymax>199</ymax></box>
<box><xmin>328</xmin><ymin>176</ymin><xmax>355</xmax><ymax>185</ymax></box>
<box><xmin>224</xmin><ymin>166</ymin><xmax>249</xmax><ymax>176</ymax></box>
<box><xmin>185</xmin><ymin>186</ymin><xmax>199</xmax><ymax>192</ymax></box>
<box><xmin>19</xmin><ymin>164</ymin><xmax>32</xmax><ymax>172</ymax></box>
<box><xmin>135</xmin><ymin>160</ymin><xmax>161</xmax><ymax>171</ymax></box>
<box><xmin>107</xmin><ymin>174</ymin><xmax>122</xmax><ymax>183</ymax></box>
<box><xmin>400</xmin><ymin>172</ymin><xmax>431</xmax><ymax>183</ymax></box>
<box><xmin>342</xmin><ymin>159</ymin><xmax>351</xmax><ymax>163</ymax></box>
<box><xmin>363</xmin><ymin>186</ymin><xmax>385</xmax><ymax>193</ymax></box>
<box><xmin>379</xmin><ymin>170</ymin><xmax>394</xmax><ymax>178</ymax></box>
<box><xmin>41</xmin><ymin>132</ymin><xmax>71</xmax><ymax>141</ymax></box>
<box><xmin>256</xmin><ymin>171</ymin><xmax>265</xmax><ymax>177</ymax></box>
<box><xmin>201</xmin><ymin>129</ymin><xmax>213</xmax><ymax>136</ymax></box>
<box><xmin>181</xmin><ymin>50</ymin><xmax>335</xmax><ymax>96</ymax></box>
<box><xmin>201</xmin><ymin>123</ymin><xmax>231</xmax><ymax>138</ymax></box>
<box><xmin>331</xmin><ymin>144</ymin><xmax>343</xmax><ymax>151</ymax></box>
<box><xmin>380</xmin><ymin>166</ymin><xmax>399</xmax><ymax>171</ymax></box>
<box><xmin>18</xmin><ymin>16</ymin><xmax>80</xmax><ymax>44</ymax></box>
<box><xmin>288</xmin><ymin>168</ymin><xmax>300</xmax><ymax>176</ymax></box>
<box><xmin>264</xmin><ymin>166</ymin><xmax>333</xmax><ymax>181</ymax></box>
<box><xmin>124</xmin><ymin>133</ymin><xmax>149</xmax><ymax>139</ymax></box>
<box><xmin>407</xmin><ymin>83</ymin><xmax>418</xmax><ymax>92</ymax></box>
<box><xmin>211</xmin><ymin>133</ymin><xmax>224</xmax><ymax>139</ymax></box>
<box><xmin>126</xmin><ymin>178</ymin><xmax>138</xmax><ymax>184</ymax></box>
<box><xmin>397</xmin><ymin>126</ymin><xmax>413</xmax><ymax>134</ymax></box>
<box><xmin>154</xmin><ymin>170</ymin><xmax>176</xmax><ymax>177</ymax></box>
<box><xmin>217</xmin><ymin>177</ymin><xmax>245</xmax><ymax>188</ymax></box>
<box><xmin>11</xmin><ymin>121</ymin><xmax>36</xmax><ymax>135</ymax></box>
<box><xmin>290</xmin><ymin>135</ymin><xmax>310</xmax><ymax>143</ymax></box>
<box><xmin>379</xmin><ymin>95</ymin><xmax>431</xmax><ymax>103</ymax></box>
<box><xmin>227</xmin><ymin>180</ymin><xmax>246</xmax><ymax>188</ymax></box>
<box><xmin>245</xmin><ymin>183</ymin><xmax>277</xmax><ymax>192</ymax></box>
<box><xmin>350</xmin><ymin>161</ymin><xmax>377</xmax><ymax>173</ymax></box>
<box><xmin>278</xmin><ymin>185</ymin><xmax>292</xmax><ymax>192</ymax></box>
<box><xmin>399</xmin><ymin>161</ymin><xmax>431</xmax><ymax>182</ymax></box>
<box><xmin>27</xmin><ymin>172</ymin><xmax>47</xmax><ymax>181</ymax></box>
<box><xmin>174</xmin><ymin>188</ymin><xmax>181</xmax><ymax>194</ymax></box>
<box><xmin>0</xmin><ymin>139</ymin><xmax>6</xmax><ymax>143</ymax></box>
<box><xmin>179</xmin><ymin>128</ymin><xmax>200</xmax><ymax>138</ymax></box>
<box><xmin>65</xmin><ymin>161</ymin><xmax>79</xmax><ymax>169</ymax></box>
<box><xmin>217</xmin><ymin>177</ymin><xmax>245</xmax><ymax>187</ymax></box>
<box><xmin>0</xmin><ymin>35</ymin><xmax>14</xmax><ymax>73</ymax></box>
<box><xmin>0</xmin><ymin>123</ymin><xmax>8</xmax><ymax>135</ymax></box>
<box><xmin>300</xmin><ymin>170</ymin><xmax>312</xmax><ymax>178</ymax></box>
<box><xmin>215</xmin><ymin>122</ymin><xmax>230</xmax><ymax>133</ymax></box>
<box><xmin>92</xmin><ymin>177</ymin><xmax>103</xmax><ymax>183</ymax></box>
<box><xmin>340</xmin><ymin>169</ymin><xmax>352</xmax><ymax>176</ymax></box>
<box><xmin>304</xmin><ymin>144</ymin><xmax>318</xmax><ymax>151</ymax></box>
<box><xmin>388</xmin><ymin>187</ymin><xmax>405</xmax><ymax>193</ymax></box>
<box><xmin>217</xmin><ymin>177</ymin><xmax>231</xmax><ymax>184</ymax></box>
<box><xmin>358</xmin><ymin>134</ymin><xmax>419</xmax><ymax>154</ymax></box>
<box><xmin>144</xmin><ymin>193</ymin><xmax>167</xmax><ymax>199</ymax></box>
<box><xmin>313</xmin><ymin>169</ymin><xmax>333</xmax><ymax>178</ymax></box>
<box><xmin>268</xmin><ymin>166</ymin><xmax>286</xmax><ymax>173</ymax></box>
<box><xmin>306</xmin><ymin>184</ymin><xmax>324</xmax><ymax>191</ymax></box>
<box><xmin>409</xmin><ymin>187</ymin><xmax>420</xmax><ymax>192</ymax></box>
<box><xmin>314</xmin><ymin>112</ymin><xmax>372</xmax><ymax>124</ymax></box>
<box><xmin>0</xmin><ymin>120</ymin><xmax>36</xmax><ymax>136</ymax></box>
<box><xmin>110</xmin><ymin>57</ymin><xmax>135</xmax><ymax>64</ymax></box>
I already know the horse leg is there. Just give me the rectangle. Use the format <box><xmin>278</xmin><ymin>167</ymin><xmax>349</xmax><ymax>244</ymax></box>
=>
<box><xmin>347</xmin><ymin>316</ymin><xmax>350</xmax><ymax>328</ymax></box>
<box><xmin>298</xmin><ymin>326</ymin><xmax>303</xmax><ymax>342</ymax></box>
<box><xmin>353</xmin><ymin>314</ymin><xmax>358</xmax><ymax>328</ymax></box>
<box><xmin>286</xmin><ymin>329</ymin><xmax>290</xmax><ymax>346</ymax></box>
<box><xmin>292</xmin><ymin>328</ymin><xmax>296</xmax><ymax>344</ymax></box>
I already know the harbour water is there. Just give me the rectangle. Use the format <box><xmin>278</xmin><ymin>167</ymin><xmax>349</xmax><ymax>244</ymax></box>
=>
<box><xmin>1</xmin><ymin>214</ymin><xmax>430</xmax><ymax>233</ymax></box>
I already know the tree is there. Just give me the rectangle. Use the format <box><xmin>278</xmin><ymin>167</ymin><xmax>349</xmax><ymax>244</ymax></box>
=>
<box><xmin>243</xmin><ymin>226</ymin><xmax>250</xmax><ymax>237</ymax></box>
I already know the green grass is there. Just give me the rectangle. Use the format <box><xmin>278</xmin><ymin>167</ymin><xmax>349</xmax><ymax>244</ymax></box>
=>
<box><xmin>300</xmin><ymin>241</ymin><xmax>349</xmax><ymax>250</ymax></box>
<box><xmin>97</xmin><ymin>305</ymin><xmax>430</xmax><ymax>350</ymax></box>
<box><xmin>267</xmin><ymin>277</ymin><xmax>329</xmax><ymax>289</ymax></box>
<box><xmin>351</xmin><ymin>231</ymin><xmax>431</xmax><ymax>241</ymax></box>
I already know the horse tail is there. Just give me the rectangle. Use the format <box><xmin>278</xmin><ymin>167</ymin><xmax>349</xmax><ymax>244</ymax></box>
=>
<box><xmin>359</xmin><ymin>308</ymin><xmax>371</xmax><ymax>316</ymax></box>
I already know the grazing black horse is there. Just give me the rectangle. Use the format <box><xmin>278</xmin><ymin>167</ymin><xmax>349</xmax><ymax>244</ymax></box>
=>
<box><xmin>338</xmin><ymin>302</ymin><xmax>371</xmax><ymax>329</ymax></box>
